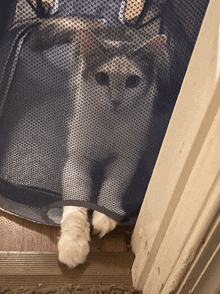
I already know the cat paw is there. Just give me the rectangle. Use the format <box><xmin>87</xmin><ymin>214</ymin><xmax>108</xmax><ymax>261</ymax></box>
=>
<box><xmin>58</xmin><ymin>232</ymin><xmax>90</xmax><ymax>268</ymax></box>
<box><xmin>92</xmin><ymin>211</ymin><xmax>118</xmax><ymax>238</ymax></box>
<box><xmin>58</xmin><ymin>207</ymin><xmax>90</xmax><ymax>268</ymax></box>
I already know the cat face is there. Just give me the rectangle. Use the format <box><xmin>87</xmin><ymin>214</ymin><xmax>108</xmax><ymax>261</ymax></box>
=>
<box><xmin>92</xmin><ymin>55</ymin><xmax>149</xmax><ymax>109</ymax></box>
<box><xmin>78</xmin><ymin>29</ymin><xmax>166</xmax><ymax>110</ymax></box>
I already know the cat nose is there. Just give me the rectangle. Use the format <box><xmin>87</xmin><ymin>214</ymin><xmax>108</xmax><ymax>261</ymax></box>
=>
<box><xmin>111</xmin><ymin>100</ymin><xmax>121</xmax><ymax>108</ymax></box>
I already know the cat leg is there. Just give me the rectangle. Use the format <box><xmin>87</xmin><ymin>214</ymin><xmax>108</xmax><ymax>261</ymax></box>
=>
<box><xmin>62</xmin><ymin>158</ymin><xmax>93</xmax><ymax>202</ymax></box>
<box><xmin>58</xmin><ymin>206</ymin><xmax>90</xmax><ymax>268</ymax></box>
<box><xmin>59</xmin><ymin>158</ymin><xmax>92</xmax><ymax>267</ymax></box>
<box><xmin>92</xmin><ymin>155</ymin><xmax>139</xmax><ymax>237</ymax></box>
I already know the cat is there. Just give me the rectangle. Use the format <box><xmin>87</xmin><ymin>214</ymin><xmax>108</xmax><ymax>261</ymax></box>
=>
<box><xmin>59</xmin><ymin>30</ymin><xmax>166</xmax><ymax>268</ymax></box>
<box><xmin>34</xmin><ymin>17</ymin><xmax>166</xmax><ymax>268</ymax></box>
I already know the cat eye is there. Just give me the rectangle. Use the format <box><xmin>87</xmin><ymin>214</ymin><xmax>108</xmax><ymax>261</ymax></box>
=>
<box><xmin>95</xmin><ymin>72</ymin><xmax>109</xmax><ymax>86</ymax></box>
<box><xmin>125</xmin><ymin>75</ymin><xmax>140</xmax><ymax>88</ymax></box>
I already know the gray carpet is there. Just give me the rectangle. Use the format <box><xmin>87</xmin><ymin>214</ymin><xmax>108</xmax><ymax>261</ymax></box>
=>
<box><xmin>0</xmin><ymin>284</ymin><xmax>142</xmax><ymax>294</ymax></box>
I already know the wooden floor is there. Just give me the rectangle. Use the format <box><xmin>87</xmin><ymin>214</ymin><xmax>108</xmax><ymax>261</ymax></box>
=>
<box><xmin>0</xmin><ymin>210</ymin><xmax>134</xmax><ymax>288</ymax></box>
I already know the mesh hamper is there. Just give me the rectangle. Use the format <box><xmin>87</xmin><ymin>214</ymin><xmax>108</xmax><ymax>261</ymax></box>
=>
<box><xmin>0</xmin><ymin>0</ymin><xmax>210</xmax><ymax>225</ymax></box>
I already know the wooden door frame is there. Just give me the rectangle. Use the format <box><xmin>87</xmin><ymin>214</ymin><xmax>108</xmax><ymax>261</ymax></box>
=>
<box><xmin>131</xmin><ymin>0</ymin><xmax>220</xmax><ymax>292</ymax></box>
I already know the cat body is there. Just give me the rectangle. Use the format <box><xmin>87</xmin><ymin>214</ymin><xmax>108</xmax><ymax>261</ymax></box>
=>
<box><xmin>34</xmin><ymin>17</ymin><xmax>166</xmax><ymax>268</ymax></box>
<box><xmin>63</xmin><ymin>48</ymin><xmax>157</xmax><ymax>213</ymax></box>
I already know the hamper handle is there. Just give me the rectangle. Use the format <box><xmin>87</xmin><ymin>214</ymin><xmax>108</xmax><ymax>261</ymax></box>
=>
<box><xmin>40</xmin><ymin>200</ymin><xmax>123</xmax><ymax>223</ymax></box>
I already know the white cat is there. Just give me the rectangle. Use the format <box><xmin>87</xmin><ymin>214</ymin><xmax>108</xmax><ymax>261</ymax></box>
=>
<box><xmin>32</xmin><ymin>17</ymin><xmax>166</xmax><ymax>267</ymax></box>
<box><xmin>56</xmin><ymin>25</ymin><xmax>166</xmax><ymax>268</ymax></box>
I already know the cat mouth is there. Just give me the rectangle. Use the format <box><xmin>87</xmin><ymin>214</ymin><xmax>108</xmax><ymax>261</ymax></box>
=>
<box><xmin>111</xmin><ymin>100</ymin><xmax>121</xmax><ymax>108</ymax></box>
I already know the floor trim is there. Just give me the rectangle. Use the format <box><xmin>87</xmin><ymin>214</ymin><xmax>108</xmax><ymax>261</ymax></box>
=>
<box><xmin>0</xmin><ymin>251</ymin><xmax>134</xmax><ymax>287</ymax></box>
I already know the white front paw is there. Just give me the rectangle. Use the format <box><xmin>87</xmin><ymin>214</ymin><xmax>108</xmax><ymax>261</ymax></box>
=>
<box><xmin>92</xmin><ymin>210</ymin><xmax>118</xmax><ymax>238</ymax></box>
<box><xmin>58</xmin><ymin>232</ymin><xmax>90</xmax><ymax>268</ymax></box>
<box><xmin>58</xmin><ymin>207</ymin><xmax>90</xmax><ymax>268</ymax></box>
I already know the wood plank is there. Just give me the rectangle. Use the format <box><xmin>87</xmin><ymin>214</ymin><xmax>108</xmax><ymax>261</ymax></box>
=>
<box><xmin>0</xmin><ymin>252</ymin><xmax>134</xmax><ymax>287</ymax></box>
<box><xmin>91</xmin><ymin>233</ymin><xmax>127</xmax><ymax>252</ymax></box>
<box><xmin>0</xmin><ymin>210</ymin><xmax>59</xmax><ymax>252</ymax></box>
<box><xmin>0</xmin><ymin>210</ymin><xmax>131</xmax><ymax>253</ymax></box>
<box><xmin>0</xmin><ymin>199</ymin><xmax>134</xmax><ymax>288</ymax></box>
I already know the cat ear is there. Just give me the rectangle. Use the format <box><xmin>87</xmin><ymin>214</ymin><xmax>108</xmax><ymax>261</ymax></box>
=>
<box><xmin>134</xmin><ymin>34</ymin><xmax>167</xmax><ymax>58</ymax></box>
<box><xmin>78</xmin><ymin>29</ymin><xmax>106</xmax><ymax>68</ymax></box>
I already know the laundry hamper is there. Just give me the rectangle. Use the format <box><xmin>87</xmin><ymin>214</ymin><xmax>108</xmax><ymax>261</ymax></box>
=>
<box><xmin>0</xmin><ymin>0</ymin><xmax>210</xmax><ymax>226</ymax></box>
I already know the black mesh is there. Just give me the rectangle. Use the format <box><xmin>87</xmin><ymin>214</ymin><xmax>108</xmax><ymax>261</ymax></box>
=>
<box><xmin>0</xmin><ymin>0</ymin><xmax>209</xmax><ymax>225</ymax></box>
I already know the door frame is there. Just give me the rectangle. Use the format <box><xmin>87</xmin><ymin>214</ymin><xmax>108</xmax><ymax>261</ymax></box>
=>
<box><xmin>131</xmin><ymin>0</ymin><xmax>220</xmax><ymax>292</ymax></box>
